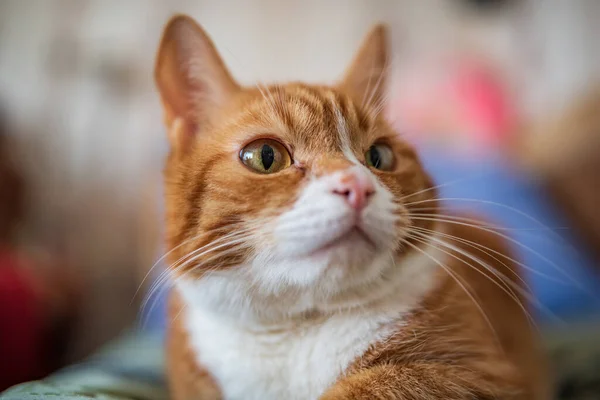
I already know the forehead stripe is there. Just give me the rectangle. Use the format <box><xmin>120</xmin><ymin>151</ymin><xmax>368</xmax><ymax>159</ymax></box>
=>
<box><xmin>330</xmin><ymin>95</ymin><xmax>359</xmax><ymax>164</ymax></box>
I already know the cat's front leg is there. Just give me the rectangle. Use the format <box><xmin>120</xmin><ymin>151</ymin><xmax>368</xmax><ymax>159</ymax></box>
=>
<box><xmin>320</xmin><ymin>363</ymin><xmax>522</xmax><ymax>400</ymax></box>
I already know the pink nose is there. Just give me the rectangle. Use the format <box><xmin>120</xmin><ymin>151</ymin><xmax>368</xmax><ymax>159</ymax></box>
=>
<box><xmin>331</xmin><ymin>172</ymin><xmax>375</xmax><ymax>210</ymax></box>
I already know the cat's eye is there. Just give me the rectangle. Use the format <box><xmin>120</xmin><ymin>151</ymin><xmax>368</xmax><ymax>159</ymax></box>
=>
<box><xmin>365</xmin><ymin>143</ymin><xmax>395</xmax><ymax>171</ymax></box>
<box><xmin>240</xmin><ymin>139</ymin><xmax>292</xmax><ymax>174</ymax></box>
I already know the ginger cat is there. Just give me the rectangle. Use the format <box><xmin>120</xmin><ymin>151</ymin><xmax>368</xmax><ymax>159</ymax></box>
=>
<box><xmin>154</xmin><ymin>15</ymin><xmax>549</xmax><ymax>400</ymax></box>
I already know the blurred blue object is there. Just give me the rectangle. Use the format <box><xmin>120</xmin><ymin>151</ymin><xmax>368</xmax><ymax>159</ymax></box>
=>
<box><xmin>418</xmin><ymin>146</ymin><xmax>600</xmax><ymax>322</ymax></box>
<box><xmin>139</xmin><ymin>277</ymin><xmax>168</xmax><ymax>334</ymax></box>
<box><xmin>140</xmin><ymin>147</ymin><xmax>600</xmax><ymax>332</ymax></box>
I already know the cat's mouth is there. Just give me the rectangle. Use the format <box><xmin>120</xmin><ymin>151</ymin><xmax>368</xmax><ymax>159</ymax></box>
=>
<box><xmin>312</xmin><ymin>226</ymin><xmax>375</xmax><ymax>255</ymax></box>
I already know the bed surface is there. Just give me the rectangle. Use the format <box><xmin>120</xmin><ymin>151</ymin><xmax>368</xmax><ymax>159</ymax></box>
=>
<box><xmin>3</xmin><ymin>319</ymin><xmax>600</xmax><ymax>400</ymax></box>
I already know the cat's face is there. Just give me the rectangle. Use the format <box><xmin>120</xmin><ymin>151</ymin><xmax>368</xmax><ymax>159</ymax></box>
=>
<box><xmin>156</xmin><ymin>16</ymin><xmax>438</xmax><ymax>320</ymax></box>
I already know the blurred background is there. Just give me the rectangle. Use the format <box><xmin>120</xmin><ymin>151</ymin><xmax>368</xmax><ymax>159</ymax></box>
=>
<box><xmin>1</xmin><ymin>0</ymin><xmax>600</xmax><ymax>397</ymax></box>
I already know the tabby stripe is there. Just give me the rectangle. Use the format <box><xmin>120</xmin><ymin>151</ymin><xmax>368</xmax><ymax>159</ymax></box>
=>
<box><xmin>180</xmin><ymin>153</ymin><xmax>223</xmax><ymax>246</ymax></box>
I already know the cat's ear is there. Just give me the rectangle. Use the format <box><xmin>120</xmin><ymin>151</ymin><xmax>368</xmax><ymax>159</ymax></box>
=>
<box><xmin>339</xmin><ymin>24</ymin><xmax>389</xmax><ymax>108</ymax></box>
<box><xmin>155</xmin><ymin>15</ymin><xmax>239</xmax><ymax>152</ymax></box>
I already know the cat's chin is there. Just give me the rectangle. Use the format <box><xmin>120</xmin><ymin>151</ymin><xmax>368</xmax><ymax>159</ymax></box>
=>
<box><xmin>309</xmin><ymin>227</ymin><xmax>376</xmax><ymax>258</ymax></box>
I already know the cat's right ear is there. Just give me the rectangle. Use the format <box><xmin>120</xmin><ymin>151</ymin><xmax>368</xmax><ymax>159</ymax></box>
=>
<box><xmin>155</xmin><ymin>15</ymin><xmax>239</xmax><ymax>153</ymax></box>
<box><xmin>339</xmin><ymin>24</ymin><xmax>389</xmax><ymax>109</ymax></box>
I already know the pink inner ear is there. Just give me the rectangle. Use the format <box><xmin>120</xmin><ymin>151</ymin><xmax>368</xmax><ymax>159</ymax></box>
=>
<box><xmin>387</xmin><ymin>56</ymin><xmax>515</xmax><ymax>152</ymax></box>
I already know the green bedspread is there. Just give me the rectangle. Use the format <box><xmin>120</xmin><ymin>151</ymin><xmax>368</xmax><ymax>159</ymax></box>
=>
<box><xmin>1</xmin><ymin>331</ymin><xmax>166</xmax><ymax>400</ymax></box>
<box><xmin>2</xmin><ymin>320</ymin><xmax>600</xmax><ymax>400</ymax></box>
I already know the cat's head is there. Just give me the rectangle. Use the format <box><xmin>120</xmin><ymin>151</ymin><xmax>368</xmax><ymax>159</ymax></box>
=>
<box><xmin>155</xmin><ymin>15</ymin><xmax>438</xmax><ymax>321</ymax></box>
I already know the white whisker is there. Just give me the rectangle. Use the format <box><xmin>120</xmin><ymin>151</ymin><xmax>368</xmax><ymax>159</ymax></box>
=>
<box><xmin>408</xmin><ymin>215</ymin><xmax>588</xmax><ymax>292</ymax></box>
<box><xmin>399</xmin><ymin>237</ymin><xmax>502</xmax><ymax>349</ymax></box>
<box><xmin>407</xmin><ymin>229</ymin><xmax>551</xmax><ymax>329</ymax></box>
<box><xmin>409</xmin><ymin>224</ymin><xmax>568</xmax><ymax>285</ymax></box>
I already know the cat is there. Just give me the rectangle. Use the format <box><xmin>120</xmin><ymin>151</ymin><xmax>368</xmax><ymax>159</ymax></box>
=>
<box><xmin>154</xmin><ymin>14</ymin><xmax>549</xmax><ymax>400</ymax></box>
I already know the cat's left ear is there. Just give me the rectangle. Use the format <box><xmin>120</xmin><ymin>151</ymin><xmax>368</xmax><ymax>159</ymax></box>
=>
<box><xmin>339</xmin><ymin>24</ymin><xmax>389</xmax><ymax>108</ymax></box>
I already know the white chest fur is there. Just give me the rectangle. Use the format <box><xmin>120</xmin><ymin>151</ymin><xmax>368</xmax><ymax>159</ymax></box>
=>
<box><xmin>175</xmin><ymin>233</ymin><xmax>444</xmax><ymax>400</ymax></box>
<box><xmin>178</xmin><ymin>295</ymin><xmax>397</xmax><ymax>400</ymax></box>
<box><xmin>176</xmin><ymin>238</ymin><xmax>444</xmax><ymax>400</ymax></box>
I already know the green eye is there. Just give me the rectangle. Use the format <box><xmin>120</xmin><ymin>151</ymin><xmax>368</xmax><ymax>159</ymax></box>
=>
<box><xmin>365</xmin><ymin>143</ymin><xmax>395</xmax><ymax>171</ymax></box>
<box><xmin>240</xmin><ymin>139</ymin><xmax>292</xmax><ymax>174</ymax></box>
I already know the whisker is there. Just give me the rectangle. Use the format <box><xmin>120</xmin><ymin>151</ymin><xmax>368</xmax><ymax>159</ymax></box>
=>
<box><xmin>256</xmin><ymin>83</ymin><xmax>279</xmax><ymax>116</ymax></box>
<box><xmin>396</xmin><ymin>173</ymin><xmax>489</xmax><ymax>203</ymax></box>
<box><xmin>409</xmin><ymin>225</ymin><xmax>568</xmax><ymax>285</ymax></box>
<box><xmin>130</xmin><ymin>232</ymin><xmax>203</xmax><ymax>306</ymax></box>
<box><xmin>405</xmin><ymin>197</ymin><xmax>572</xmax><ymax>249</ymax></box>
<box><xmin>140</xmin><ymin>241</ymin><xmax>253</xmax><ymax>328</ymax></box>
<box><xmin>399</xmin><ymin>237</ymin><xmax>502</xmax><ymax>349</ymax></box>
<box><xmin>170</xmin><ymin>229</ymin><xmax>253</xmax><ymax>270</ymax></box>
<box><xmin>407</xmin><ymin>215</ymin><xmax>590</xmax><ymax>293</ymax></box>
<box><xmin>368</xmin><ymin>85</ymin><xmax>391</xmax><ymax>121</ymax></box>
<box><xmin>171</xmin><ymin>303</ymin><xmax>187</xmax><ymax>324</ymax></box>
<box><xmin>160</xmin><ymin>231</ymin><xmax>256</xmax><ymax>285</ymax></box>
<box><xmin>141</xmin><ymin>229</ymin><xmax>252</xmax><ymax>308</ymax></box>
<box><xmin>407</xmin><ymin>211</ymin><xmax>566</xmax><ymax>233</ymax></box>
<box><xmin>407</xmin><ymin>230</ymin><xmax>551</xmax><ymax>329</ymax></box>
<box><xmin>133</xmin><ymin>225</ymin><xmax>249</xmax><ymax>305</ymax></box>
<box><xmin>219</xmin><ymin>45</ymin><xmax>280</xmax><ymax>116</ymax></box>
<box><xmin>365</xmin><ymin>54</ymin><xmax>393</xmax><ymax>114</ymax></box>
<box><xmin>360</xmin><ymin>53</ymin><xmax>377</xmax><ymax>109</ymax></box>
<box><xmin>140</xmin><ymin>232</ymin><xmax>254</xmax><ymax>319</ymax></box>
<box><xmin>407</xmin><ymin>208</ymin><xmax>577</xmax><ymax>258</ymax></box>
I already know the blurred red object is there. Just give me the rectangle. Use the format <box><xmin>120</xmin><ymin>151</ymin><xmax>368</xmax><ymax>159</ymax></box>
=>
<box><xmin>0</xmin><ymin>250</ymin><xmax>45</xmax><ymax>391</ymax></box>
<box><xmin>0</xmin><ymin>105</ymin><xmax>81</xmax><ymax>391</ymax></box>
<box><xmin>388</xmin><ymin>54</ymin><xmax>516</xmax><ymax>155</ymax></box>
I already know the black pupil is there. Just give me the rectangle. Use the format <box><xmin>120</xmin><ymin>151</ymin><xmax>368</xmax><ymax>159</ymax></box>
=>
<box><xmin>369</xmin><ymin>146</ymin><xmax>381</xmax><ymax>169</ymax></box>
<box><xmin>261</xmin><ymin>145</ymin><xmax>275</xmax><ymax>170</ymax></box>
